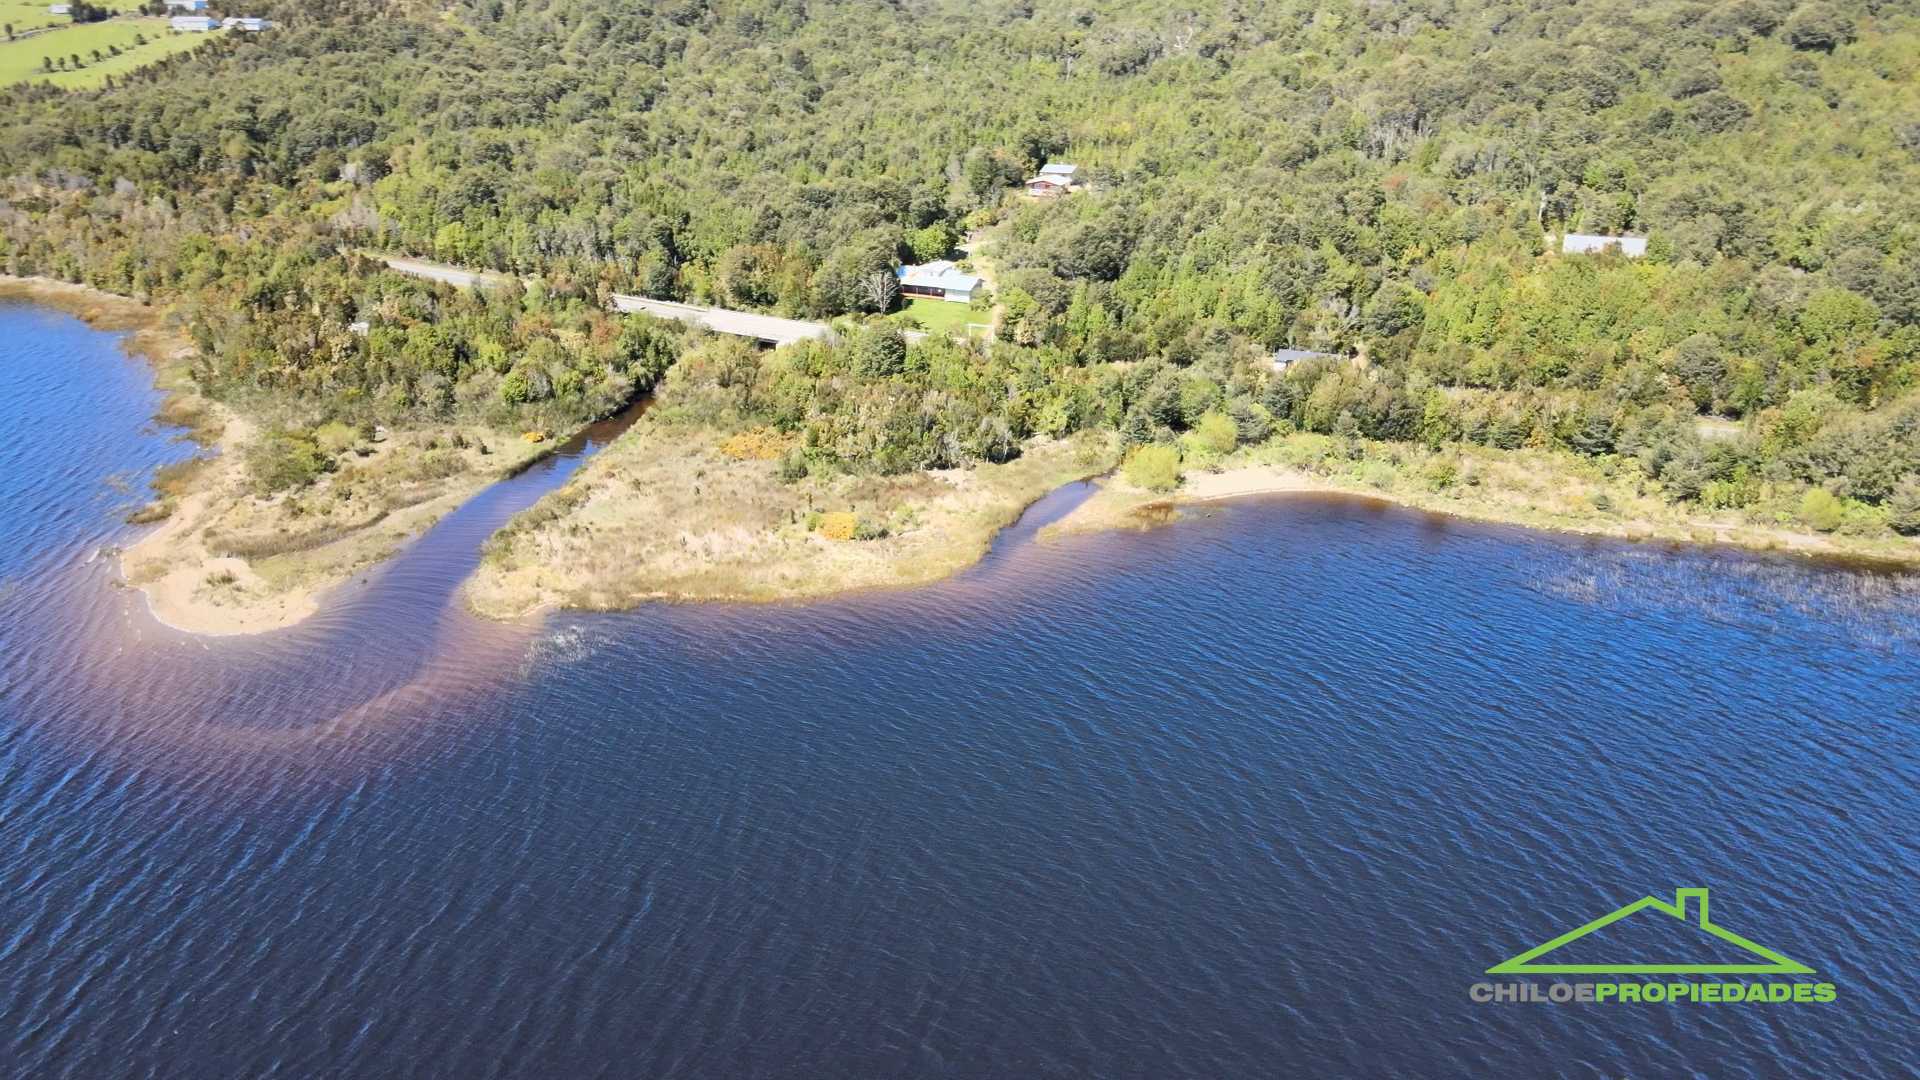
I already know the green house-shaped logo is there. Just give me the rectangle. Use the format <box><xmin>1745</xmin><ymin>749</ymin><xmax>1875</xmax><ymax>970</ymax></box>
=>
<box><xmin>1488</xmin><ymin>887</ymin><xmax>1814</xmax><ymax>975</ymax></box>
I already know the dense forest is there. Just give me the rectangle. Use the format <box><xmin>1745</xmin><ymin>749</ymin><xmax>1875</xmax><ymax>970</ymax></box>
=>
<box><xmin>1</xmin><ymin>0</ymin><xmax>1916</xmax><ymax>532</ymax></box>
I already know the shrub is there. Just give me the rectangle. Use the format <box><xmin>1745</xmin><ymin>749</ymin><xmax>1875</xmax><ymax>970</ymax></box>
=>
<box><xmin>152</xmin><ymin>456</ymin><xmax>212</xmax><ymax>499</ymax></box>
<box><xmin>1277</xmin><ymin>434</ymin><xmax>1335</xmax><ymax>471</ymax></box>
<box><xmin>126</xmin><ymin>500</ymin><xmax>172</xmax><ymax>524</ymax></box>
<box><xmin>1783</xmin><ymin>4</ymin><xmax>1854</xmax><ymax>52</ymax></box>
<box><xmin>1700</xmin><ymin>473</ymin><xmax>1759</xmax><ymax>510</ymax></box>
<box><xmin>816</xmin><ymin>510</ymin><xmax>858</xmax><ymax>540</ymax></box>
<box><xmin>1798</xmin><ymin>487</ymin><xmax>1845</xmax><ymax>532</ymax></box>
<box><xmin>849</xmin><ymin>327</ymin><xmax>907</xmax><ymax>377</ymax></box>
<box><xmin>1889</xmin><ymin>477</ymin><xmax>1920</xmax><ymax>536</ymax></box>
<box><xmin>1227</xmin><ymin>398</ymin><xmax>1273</xmax><ymax>444</ymax></box>
<box><xmin>499</xmin><ymin>370</ymin><xmax>534</xmax><ymax>405</ymax></box>
<box><xmin>313</xmin><ymin>420</ymin><xmax>359</xmax><ymax>453</ymax></box>
<box><xmin>409</xmin><ymin>448</ymin><xmax>469</xmax><ymax>482</ymax></box>
<box><xmin>1359</xmin><ymin>460</ymin><xmax>1397</xmax><ymax>490</ymax></box>
<box><xmin>720</xmin><ymin>427</ymin><xmax>798</xmax><ymax>461</ymax></box>
<box><xmin>1193</xmin><ymin>411</ymin><xmax>1239</xmax><ymax>455</ymax></box>
<box><xmin>1423</xmin><ymin>458</ymin><xmax>1460</xmax><ymax>492</ymax></box>
<box><xmin>1123</xmin><ymin>444</ymin><xmax>1182</xmax><ymax>491</ymax></box>
<box><xmin>246</xmin><ymin>430</ymin><xmax>332</xmax><ymax>495</ymax></box>
<box><xmin>776</xmin><ymin>449</ymin><xmax>810</xmax><ymax>483</ymax></box>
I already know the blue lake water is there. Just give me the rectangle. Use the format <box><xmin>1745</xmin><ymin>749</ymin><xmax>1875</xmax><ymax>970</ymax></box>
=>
<box><xmin>1</xmin><ymin>299</ymin><xmax>1916</xmax><ymax>1078</ymax></box>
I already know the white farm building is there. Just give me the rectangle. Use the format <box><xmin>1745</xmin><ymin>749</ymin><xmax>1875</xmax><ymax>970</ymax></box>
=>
<box><xmin>1561</xmin><ymin>233</ymin><xmax>1649</xmax><ymax>257</ymax></box>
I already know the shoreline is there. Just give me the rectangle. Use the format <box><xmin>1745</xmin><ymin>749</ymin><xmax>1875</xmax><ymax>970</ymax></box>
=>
<box><xmin>1043</xmin><ymin>451</ymin><xmax>1920</xmax><ymax>572</ymax></box>
<box><xmin>114</xmin><ymin>406</ymin><xmax>557</xmax><ymax>637</ymax></box>
<box><xmin>11</xmin><ymin>276</ymin><xmax>1912</xmax><ymax>639</ymax></box>
<box><xmin>0</xmin><ymin>274</ymin><xmax>184</xmax><ymax>360</ymax></box>
<box><xmin>118</xmin><ymin>406</ymin><xmax>317</xmax><ymax>636</ymax></box>
<box><xmin>4</xmin><ymin>275</ymin><xmax>556</xmax><ymax>636</ymax></box>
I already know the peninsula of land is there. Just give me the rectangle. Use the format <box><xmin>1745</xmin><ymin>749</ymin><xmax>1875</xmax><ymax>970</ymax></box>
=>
<box><xmin>119</xmin><ymin>404</ymin><xmax>551</xmax><ymax>636</ymax></box>
<box><xmin>4</xmin><ymin>276</ymin><xmax>553</xmax><ymax>635</ymax></box>
<box><xmin>464</xmin><ymin>409</ymin><xmax>1118</xmax><ymax>618</ymax></box>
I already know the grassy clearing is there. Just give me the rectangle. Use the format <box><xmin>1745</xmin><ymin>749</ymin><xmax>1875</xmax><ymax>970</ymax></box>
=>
<box><xmin>0</xmin><ymin>0</ymin><xmax>67</xmax><ymax>36</ymax></box>
<box><xmin>0</xmin><ymin>18</ymin><xmax>207</xmax><ymax>89</ymax></box>
<box><xmin>467</xmin><ymin>388</ymin><xmax>1119</xmax><ymax>618</ymax></box>
<box><xmin>894</xmin><ymin>297</ymin><xmax>985</xmax><ymax>338</ymax></box>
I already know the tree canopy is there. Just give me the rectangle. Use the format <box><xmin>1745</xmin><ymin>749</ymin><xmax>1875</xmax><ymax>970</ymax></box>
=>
<box><xmin>1</xmin><ymin>0</ymin><xmax>1916</xmax><ymax>521</ymax></box>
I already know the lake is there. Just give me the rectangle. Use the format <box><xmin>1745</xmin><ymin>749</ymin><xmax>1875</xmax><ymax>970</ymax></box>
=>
<box><xmin>1</xmin><ymin>299</ymin><xmax>1915</xmax><ymax>1078</ymax></box>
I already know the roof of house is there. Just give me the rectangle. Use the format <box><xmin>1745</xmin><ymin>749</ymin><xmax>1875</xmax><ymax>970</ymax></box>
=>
<box><xmin>1562</xmin><ymin>233</ymin><xmax>1648</xmax><ymax>256</ymax></box>
<box><xmin>896</xmin><ymin>261</ymin><xmax>982</xmax><ymax>293</ymax></box>
<box><xmin>1039</xmin><ymin>163</ymin><xmax>1078</xmax><ymax>177</ymax></box>
<box><xmin>1272</xmin><ymin>347</ymin><xmax>1341</xmax><ymax>366</ymax></box>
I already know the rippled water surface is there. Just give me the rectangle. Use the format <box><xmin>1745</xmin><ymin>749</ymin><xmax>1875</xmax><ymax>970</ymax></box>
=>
<box><xmin>2</xmin><ymin>301</ymin><xmax>1917</xmax><ymax>1078</ymax></box>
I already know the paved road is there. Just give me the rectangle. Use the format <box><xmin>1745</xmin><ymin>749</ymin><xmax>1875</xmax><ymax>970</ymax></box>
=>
<box><xmin>378</xmin><ymin>257</ymin><xmax>521</xmax><ymax>292</ymax></box>
<box><xmin>609</xmin><ymin>295</ymin><xmax>832</xmax><ymax>347</ymax></box>
<box><xmin>378</xmin><ymin>254</ymin><xmax>929</xmax><ymax>346</ymax></box>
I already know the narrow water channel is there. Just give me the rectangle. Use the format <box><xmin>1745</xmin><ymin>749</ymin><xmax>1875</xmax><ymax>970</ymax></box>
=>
<box><xmin>10</xmin><ymin>359</ymin><xmax>650</xmax><ymax>766</ymax></box>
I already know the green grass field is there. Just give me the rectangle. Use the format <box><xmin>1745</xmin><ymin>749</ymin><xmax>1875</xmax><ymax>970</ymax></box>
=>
<box><xmin>1</xmin><ymin>0</ymin><xmax>67</xmax><ymax>36</ymax></box>
<box><xmin>0</xmin><ymin>17</ymin><xmax>210</xmax><ymax>89</ymax></box>
<box><xmin>896</xmin><ymin>298</ymin><xmax>987</xmax><ymax>338</ymax></box>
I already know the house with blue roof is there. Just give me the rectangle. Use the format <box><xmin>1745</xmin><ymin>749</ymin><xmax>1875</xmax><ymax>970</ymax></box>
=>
<box><xmin>897</xmin><ymin>261</ymin><xmax>983</xmax><ymax>304</ymax></box>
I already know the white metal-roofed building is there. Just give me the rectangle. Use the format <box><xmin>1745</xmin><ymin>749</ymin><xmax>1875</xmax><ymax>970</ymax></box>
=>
<box><xmin>1025</xmin><ymin>163</ymin><xmax>1080</xmax><ymax>197</ymax></box>
<box><xmin>1271</xmin><ymin>347</ymin><xmax>1343</xmax><ymax>372</ymax></box>
<box><xmin>1561</xmin><ymin>233</ymin><xmax>1648</xmax><ymax>257</ymax></box>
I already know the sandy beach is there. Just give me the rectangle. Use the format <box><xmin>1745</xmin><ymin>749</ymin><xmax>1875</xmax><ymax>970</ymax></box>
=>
<box><xmin>1043</xmin><ymin>443</ymin><xmax>1920</xmax><ymax>569</ymax></box>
